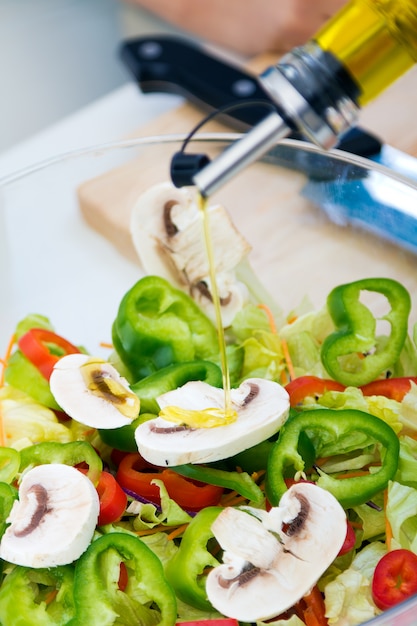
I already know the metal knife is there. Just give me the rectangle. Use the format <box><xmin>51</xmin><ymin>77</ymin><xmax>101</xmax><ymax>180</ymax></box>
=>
<box><xmin>119</xmin><ymin>35</ymin><xmax>417</xmax><ymax>253</ymax></box>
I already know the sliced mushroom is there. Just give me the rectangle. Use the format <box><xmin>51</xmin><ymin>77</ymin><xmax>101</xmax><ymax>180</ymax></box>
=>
<box><xmin>130</xmin><ymin>182</ymin><xmax>252</xmax><ymax>326</ymax></box>
<box><xmin>190</xmin><ymin>274</ymin><xmax>249</xmax><ymax>328</ymax></box>
<box><xmin>135</xmin><ymin>377</ymin><xmax>290</xmax><ymax>465</ymax></box>
<box><xmin>0</xmin><ymin>463</ymin><xmax>99</xmax><ymax>567</ymax></box>
<box><xmin>49</xmin><ymin>353</ymin><xmax>140</xmax><ymax>429</ymax></box>
<box><xmin>206</xmin><ymin>482</ymin><xmax>347</xmax><ymax>621</ymax></box>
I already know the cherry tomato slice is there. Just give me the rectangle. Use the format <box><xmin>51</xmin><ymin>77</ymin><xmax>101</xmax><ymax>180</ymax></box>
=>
<box><xmin>116</xmin><ymin>453</ymin><xmax>223</xmax><ymax>511</ymax></box>
<box><xmin>18</xmin><ymin>328</ymin><xmax>80</xmax><ymax>380</ymax></box>
<box><xmin>285</xmin><ymin>376</ymin><xmax>345</xmax><ymax>407</ymax></box>
<box><xmin>338</xmin><ymin>520</ymin><xmax>356</xmax><ymax>556</ymax></box>
<box><xmin>96</xmin><ymin>471</ymin><xmax>127</xmax><ymax>526</ymax></box>
<box><xmin>360</xmin><ymin>377</ymin><xmax>417</xmax><ymax>402</ymax></box>
<box><xmin>118</xmin><ymin>562</ymin><xmax>128</xmax><ymax>592</ymax></box>
<box><xmin>372</xmin><ymin>549</ymin><xmax>417</xmax><ymax>611</ymax></box>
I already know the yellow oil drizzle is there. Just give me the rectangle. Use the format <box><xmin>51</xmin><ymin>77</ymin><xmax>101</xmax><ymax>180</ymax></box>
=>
<box><xmin>160</xmin><ymin>193</ymin><xmax>237</xmax><ymax>428</ymax></box>
<box><xmin>199</xmin><ymin>192</ymin><xmax>236</xmax><ymax>420</ymax></box>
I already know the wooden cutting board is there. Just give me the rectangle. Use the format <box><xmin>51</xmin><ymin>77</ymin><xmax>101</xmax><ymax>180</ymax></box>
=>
<box><xmin>78</xmin><ymin>57</ymin><xmax>417</xmax><ymax>318</ymax></box>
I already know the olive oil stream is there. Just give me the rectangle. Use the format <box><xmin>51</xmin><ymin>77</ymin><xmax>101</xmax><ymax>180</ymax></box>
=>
<box><xmin>158</xmin><ymin>194</ymin><xmax>237</xmax><ymax>428</ymax></box>
<box><xmin>198</xmin><ymin>193</ymin><xmax>234</xmax><ymax>419</ymax></box>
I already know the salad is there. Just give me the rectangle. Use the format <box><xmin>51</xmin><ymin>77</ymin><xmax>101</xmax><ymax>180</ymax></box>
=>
<box><xmin>1</xmin><ymin>182</ymin><xmax>417</xmax><ymax>626</ymax></box>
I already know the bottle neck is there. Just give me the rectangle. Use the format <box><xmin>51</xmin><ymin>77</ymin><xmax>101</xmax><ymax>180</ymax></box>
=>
<box><xmin>260</xmin><ymin>42</ymin><xmax>360</xmax><ymax>148</ymax></box>
<box><xmin>314</xmin><ymin>0</ymin><xmax>417</xmax><ymax>104</ymax></box>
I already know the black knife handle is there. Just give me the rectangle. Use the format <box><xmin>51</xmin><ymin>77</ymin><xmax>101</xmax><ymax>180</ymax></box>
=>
<box><xmin>120</xmin><ymin>35</ymin><xmax>274</xmax><ymax>128</ymax></box>
<box><xmin>119</xmin><ymin>35</ymin><xmax>382</xmax><ymax>157</ymax></box>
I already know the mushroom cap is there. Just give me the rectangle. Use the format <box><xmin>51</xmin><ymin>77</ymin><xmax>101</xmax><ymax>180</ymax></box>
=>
<box><xmin>50</xmin><ymin>353</ymin><xmax>139</xmax><ymax>429</ymax></box>
<box><xmin>0</xmin><ymin>463</ymin><xmax>99</xmax><ymax>568</ymax></box>
<box><xmin>130</xmin><ymin>182</ymin><xmax>252</xmax><ymax>327</ymax></box>
<box><xmin>206</xmin><ymin>482</ymin><xmax>347</xmax><ymax>621</ymax></box>
<box><xmin>135</xmin><ymin>377</ymin><xmax>290</xmax><ymax>465</ymax></box>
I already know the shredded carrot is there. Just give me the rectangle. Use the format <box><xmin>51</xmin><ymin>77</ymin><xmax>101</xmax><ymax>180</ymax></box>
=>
<box><xmin>166</xmin><ymin>523</ymin><xmax>189</xmax><ymax>541</ymax></box>
<box><xmin>257</xmin><ymin>303</ymin><xmax>278</xmax><ymax>334</ymax></box>
<box><xmin>334</xmin><ymin>470</ymin><xmax>372</xmax><ymax>480</ymax></box>
<box><xmin>314</xmin><ymin>457</ymin><xmax>332</xmax><ymax>466</ymax></box>
<box><xmin>135</xmin><ymin>526</ymin><xmax>171</xmax><ymax>537</ymax></box>
<box><xmin>221</xmin><ymin>494</ymin><xmax>248</xmax><ymax>508</ymax></box>
<box><xmin>99</xmin><ymin>341</ymin><xmax>113</xmax><ymax>349</ymax></box>
<box><xmin>281</xmin><ymin>337</ymin><xmax>296</xmax><ymax>382</ymax></box>
<box><xmin>251</xmin><ymin>469</ymin><xmax>266</xmax><ymax>483</ymax></box>
<box><xmin>45</xmin><ymin>589</ymin><xmax>59</xmax><ymax>605</ymax></box>
<box><xmin>287</xmin><ymin>314</ymin><xmax>298</xmax><ymax>325</ymax></box>
<box><xmin>219</xmin><ymin>489</ymin><xmax>239</xmax><ymax>506</ymax></box>
<box><xmin>349</xmin><ymin>520</ymin><xmax>364</xmax><ymax>530</ymax></box>
<box><xmin>220</xmin><ymin>489</ymin><xmax>250</xmax><ymax>507</ymax></box>
<box><xmin>134</xmin><ymin>523</ymin><xmax>190</xmax><ymax>539</ymax></box>
<box><xmin>301</xmin><ymin>585</ymin><xmax>329</xmax><ymax>626</ymax></box>
<box><xmin>384</xmin><ymin>488</ymin><xmax>393</xmax><ymax>550</ymax></box>
<box><xmin>256</xmin><ymin>303</ymin><xmax>296</xmax><ymax>383</ymax></box>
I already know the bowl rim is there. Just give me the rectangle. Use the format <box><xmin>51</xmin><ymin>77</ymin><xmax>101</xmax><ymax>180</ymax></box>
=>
<box><xmin>1</xmin><ymin>132</ymin><xmax>417</xmax><ymax>192</ymax></box>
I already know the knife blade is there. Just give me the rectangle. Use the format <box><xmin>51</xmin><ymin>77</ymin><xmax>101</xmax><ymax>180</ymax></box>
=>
<box><xmin>119</xmin><ymin>35</ymin><xmax>417</xmax><ymax>253</ymax></box>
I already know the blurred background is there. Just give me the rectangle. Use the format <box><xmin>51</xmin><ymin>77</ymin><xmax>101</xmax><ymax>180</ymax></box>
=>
<box><xmin>0</xmin><ymin>0</ymin><xmax>185</xmax><ymax>154</ymax></box>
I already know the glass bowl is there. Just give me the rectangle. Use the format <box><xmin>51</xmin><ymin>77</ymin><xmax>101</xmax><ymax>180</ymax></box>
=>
<box><xmin>1</xmin><ymin>133</ymin><xmax>417</xmax><ymax>625</ymax></box>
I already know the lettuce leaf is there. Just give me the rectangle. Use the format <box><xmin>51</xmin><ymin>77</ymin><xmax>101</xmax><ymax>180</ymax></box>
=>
<box><xmin>386</xmin><ymin>480</ymin><xmax>417</xmax><ymax>551</ymax></box>
<box><xmin>317</xmin><ymin>387</ymin><xmax>403</xmax><ymax>434</ymax></box>
<box><xmin>398</xmin><ymin>382</ymin><xmax>417</xmax><ymax>434</ymax></box>
<box><xmin>352</xmin><ymin>491</ymin><xmax>385</xmax><ymax>542</ymax></box>
<box><xmin>0</xmin><ymin>386</ymin><xmax>72</xmax><ymax>449</ymax></box>
<box><xmin>395</xmin><ymin>435</ymin><xmax>417</xmax><ymax>489</ymax></box>
<box><xmin>280</xmin><ymin>307</ymin><xmax>335</xmax><ymax>378</ymax></box>
<box><xmin>324</xmin><ymin>542</ymin><xmax>385</xmax><ymax>625</ymax></box>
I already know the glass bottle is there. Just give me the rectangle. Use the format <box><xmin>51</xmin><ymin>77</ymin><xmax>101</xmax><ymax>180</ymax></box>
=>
<box><xmin>191</xmin><ymin>0</ymin><xmax>417</xmax><ymax>196</ymax></box>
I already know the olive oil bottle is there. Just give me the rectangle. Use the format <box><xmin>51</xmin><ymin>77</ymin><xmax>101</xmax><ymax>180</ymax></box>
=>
<box><xmin>191</xmin><ymin>0</ymin><xmax>417</xmax><ymax>197</ymax></box>
<box><xmin>314</xmin><ymin>0</ymin><xmax>417</xmax><ymax>105</ymax></box>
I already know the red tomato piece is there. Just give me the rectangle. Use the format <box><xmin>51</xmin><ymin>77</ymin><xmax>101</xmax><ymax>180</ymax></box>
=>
<box><xmin>118</xmin><ymin>562</ymin><xmax>128</xmax><ymax>592</ymax></box>
<box><xmin>18</xmin><ymin>328</ymin><xmax>80</xmax><ymax>379</ymax></box>
<box><xmin>337</xmin><ymin>520</ymin><xmax>356</xmax><ymax>556</ymax></box>
<box><xmin>372</xmin><ymin>549</ymin><xmax>417</xmax><ymax>611</ymax></box>
<box><xmin>360</xmin><ymin>378</ymin><xmax>417</xmax><ymax>402</ymax></box>
<box><xmin>96</xmin><ymin>471</ymin><xmax>128</xmax><ymax>526</ymax></box>
<box><xmin>116</xmin><ymin>453</ymin><xmax>223</xmax><ymax>511</ymax></box>
<box><xmin>285</xmin><ymin>376</ymin><xmax>345</xmax><ymax>407</ymax></box>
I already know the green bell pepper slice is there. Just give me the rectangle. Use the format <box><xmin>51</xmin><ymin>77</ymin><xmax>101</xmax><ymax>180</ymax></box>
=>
<box><xmin>228</xmin><ymin>426</ymin><xmax>315</xmax><ymax>475</ymax></box>
<box><xmin>266</xmin><ymin>408</ymin><xmax>399</xmax><ymax>509</ymax></box>
<box><xmin>112</xmin><ymin>276</ymin><xmax>219</xmax><ymax>380</ymax></box>
<box><xmin>19</xmin><ymin>441</ymin><xmax>103</xmax><ymax>485</ymax></box>
<box><xmin>0</xmin><ymin>564</ymin><xmax>75</xmax><ymax>626</ymax></box>
<box><xmin>165</xmin><ymin>506</ymin><xmax>222</xmax><ymax>611</ymax></box>
<box><xmin>321</xmin><ymin>277</ymin><xmax>411</xmax><ymax>386</ymax></box>
<box><xmin>0</xmin><ymin>482</ymin><xmax>18</xmax><ymax>539</ymax></box>
<box><xmin>172</xmin><ymin>463</ymin><xmax>264</xmax><ymax>505</ymax></box>
<box><xmin>68</xmin><ymin>532</ymin><xmax>177</xmax><ymax>626</ymax></box>
<box><xmin>99</xmin><ymin>360</ymin><xmax>222</xmax><ymax>452</ymax></box>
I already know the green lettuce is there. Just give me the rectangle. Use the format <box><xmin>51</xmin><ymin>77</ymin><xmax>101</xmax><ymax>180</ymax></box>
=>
<box><xmin>398</xmin><ymin>382</ymin><xmax>417</xmax><ymax>434</ymax></box>
<box><xmin>0</xmin><ymin>386</ymin><xmax>72</xmax><ymax>449</ymax></box>
<box><xmin>386</xmin><ymin>480</ymin><xmax>417</xmax><ymax>551</ymax></box>
<box><xmin>324</xmin><ymin>542</ymin><xmax>385</xmax><ymax>625</ymax></box>
<box><xmin>395</xmin><ymin>435</ymin><xmax>417</xmax><ymax>488</ymax></box>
